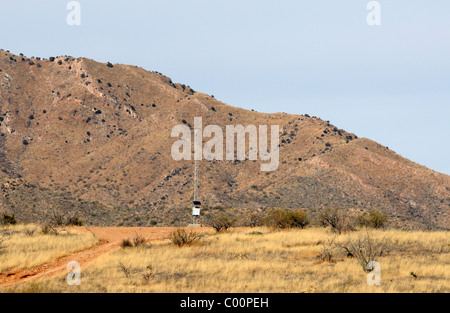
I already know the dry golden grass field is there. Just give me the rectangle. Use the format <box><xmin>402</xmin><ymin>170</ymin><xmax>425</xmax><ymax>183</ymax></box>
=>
<box><xmin>1</xmin><ymin>225</ymin><xmax>448</xmax><ymax>293</ymax></box>
<box><xmin>0</xmin><ymin>224</ymin><xmax>99</xmax><ymax>274</ymax></box>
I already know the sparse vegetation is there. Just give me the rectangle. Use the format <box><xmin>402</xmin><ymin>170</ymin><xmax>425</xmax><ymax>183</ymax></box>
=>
<box><xmin>24</xmin><ymin>227</ymin><xmax>38</xmax><ymax>237</ymax></box>
<box><xmin>264</xmin><ymin>209</ymin><xmax>309</xmax><ymax>229</ymax></box>
<box><xmin>0</xmin><ymin>235</ymin><xmax>7</xmax><ymax>254</ymax></box>
<box><xmin>336</xmin><ymin>231</ymin><xmax>389</xmax><ymax>272</ymax></box>
<box><xmin>317</xmin><ymin>237</ymin><xmax>336</xmax><ymax>262</ymax></box>
<box><xmin>132</xmin><ymin>234</ymin><xmax>148</xmax><ymax>247</ymax></box>
<box><xmin>13</xmin><ymin>227</ymin><xmax>448</xmax><ymax>293</ymax></box>
<box><xmin>41</xmin><ymin>224</ymin><xmax>60</xmax><ymax>236</ymax></box>
<box><xmin>118</xmin><ymin>261</ymin><xmax>131</xmax><ymax>278</ymax></box>
<box><xmin>170</xmin><ymin>228</ymin><xmax>201</xmax><ymax>247</ymax></box>
<box><xmin>0</xmin><ymin>224</ymin><xmax>98</xmax><ymax>273</ymax></box>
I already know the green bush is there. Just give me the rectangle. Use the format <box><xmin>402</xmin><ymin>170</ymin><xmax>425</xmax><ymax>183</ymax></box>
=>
<box><xmin>357</xmin><ymin>210</ymin><xmax>388</xmax><ymax>229</ymax></box>
<box><xmin>209</xmin><ymin>214</ymin><xmax>236</xmax><ymax>232</ymax></box>
<box><xmin>264</xmin><ymin>209</ymin><xmax>309</xmax><ymax>229</ymax></box>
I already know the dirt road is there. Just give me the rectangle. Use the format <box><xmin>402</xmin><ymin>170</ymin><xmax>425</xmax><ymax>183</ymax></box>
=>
<box><xmin>0</xmin><ymin>226</ymin><xmax>213</xmax><ymax>290</ymax></box>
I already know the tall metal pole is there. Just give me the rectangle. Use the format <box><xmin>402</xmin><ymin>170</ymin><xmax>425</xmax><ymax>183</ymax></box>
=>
<box><xmin>194</xmin><ymin>128</ymin><xmax>199</xmax><ymax>202</ymax></box>
<box><xmin>193</xmin><ymin>127</ymin><xmax>199</xmax><ymax>225</ymax></box>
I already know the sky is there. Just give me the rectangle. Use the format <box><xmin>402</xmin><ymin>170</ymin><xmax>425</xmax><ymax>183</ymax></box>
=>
<box><xmin>1</xmin><ymin>0</ymin><xmax>449</xmax><ymax>174</ymax></box>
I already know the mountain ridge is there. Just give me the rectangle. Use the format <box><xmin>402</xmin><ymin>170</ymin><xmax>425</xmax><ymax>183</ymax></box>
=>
<box><xmin>0</xmin><ymin>50</ymin><xmax>448</xmax><ymax>229</ymax></box>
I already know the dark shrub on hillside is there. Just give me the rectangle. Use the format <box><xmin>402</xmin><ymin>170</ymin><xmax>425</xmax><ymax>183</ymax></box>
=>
<box><xmin>67</xmin><ymin>217</ymin><xmax>84</xmax><ymax>226</ymax></box>
<box><xmin>1</xmin><ymin>214</ymin><xmax>17</xmax><ymax>225</ymax></box>
<box><xmin>106</xmin><ymin>62</ymin><xmax>114</xmax><ymax>68</ymax></box>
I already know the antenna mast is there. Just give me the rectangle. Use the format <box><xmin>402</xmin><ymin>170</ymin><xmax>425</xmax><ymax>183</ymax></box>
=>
<box><xmin>194</xmin><ymin>127</ymin><xmax>199</xmax><ymax>202</ymax></box>
<box><xmin>194</xmin><ymin>158</ymin><xmax>198</xmax><ymax>202</ymax></box>
<box><xmin>192</xmin><ymin>127</ymin><xmax>201</xmax><ymax>225</ymax></box>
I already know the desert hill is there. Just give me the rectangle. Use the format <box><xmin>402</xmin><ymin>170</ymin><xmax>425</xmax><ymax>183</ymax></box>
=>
<box><xmin>0</xmin><ymin>50</ymin><xmax>448</xmax><ymax>228</ymax></box>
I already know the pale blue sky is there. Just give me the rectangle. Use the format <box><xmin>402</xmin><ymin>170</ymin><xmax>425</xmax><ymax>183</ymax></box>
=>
<box><xmin>1</xmin><ymin>0</ymin><xmax>449</xmax><ymax>174</ymax></box>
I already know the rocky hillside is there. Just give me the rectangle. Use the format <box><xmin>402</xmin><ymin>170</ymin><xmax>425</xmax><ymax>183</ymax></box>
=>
<box><xmin>0</xmin><ymin>50</ymin><xmax>448</xmax><ymax>228</ymax></box>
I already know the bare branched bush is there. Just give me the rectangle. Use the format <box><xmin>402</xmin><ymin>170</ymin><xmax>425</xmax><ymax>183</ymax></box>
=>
<box><xmin>85</xmin><ymin>227</ymin><xmax>98</xmax><ymax>239</ymax></box>
<box><xmin>133</xmin><ymin>234</ymin><xmax>147</xmax><ymax>247</ymax></box>
<box><xmin>317</xmin><ymin>237</ymin><xmax>337</xmax><ymax>262</ymax></box>
<box><xmin>48</xmin><ymin>210</ymin><xmax>65</xmax><ymax>227</ymax></box>
<box><xmin>318</xmin><ymin>208</ymin><xmax>354</xmax><ymax>234</ymax></box>
<box><xmin>41</xmin><ymin>224</ymin><xmax>60</xmax><ymax>236</ymax></box>
<box><xmin>24</xmin><ymin>227</ymin><xmax>38</xmax><ymax>237</ymax></box>
<box><xmin>242</xmin><ymin>212</ymin><xmax>261</xmax><ymax>227</ymax></box>
<box><xmin>170</xmin><ymin>228</ymin><xmax>201</xmax><ymax>247</ymax></box>
<box><xmin>118</xmin><ymin>262</ymin><xmax>132</xmax><ymax>278</ymax></box>
<box><xmin>242</xmin><ymin>211</ymin><xmax>264</xmax><ymax>227</ymax></box>
<box><xmin>142</xmin><ymin>265</ymin><xmax>153</xmax><ymax>283</ymax></box>
<box><xmin>46</xmin><ymin>209</ymin><xmax>83</xmax><ymax>228</ymax></box>
<box><xmin>336</xmin><ymin>231</ymin><xmax>389</xmax><ymax>272</ymax></box>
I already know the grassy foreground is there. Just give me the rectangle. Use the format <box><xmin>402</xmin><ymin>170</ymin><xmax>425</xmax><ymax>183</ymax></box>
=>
<box><xmin>8</xmin><ymin>227</ymin><xmax>449</xmax><ymax>293</ymax></box>
<box><xmin>0</xmin><ymin>224</ymin><xmax>99</xmax><ymax>273</ymax></box>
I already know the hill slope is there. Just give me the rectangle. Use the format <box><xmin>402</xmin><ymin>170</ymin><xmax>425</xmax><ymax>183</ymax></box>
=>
<box><xmin>0</xmin><ymin>50</ymin><xmax>449</xmax><ymax>228</ymax></box>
